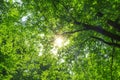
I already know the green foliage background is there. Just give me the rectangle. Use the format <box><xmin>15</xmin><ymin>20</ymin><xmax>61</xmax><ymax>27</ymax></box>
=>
<box><xmin>0</xmin><ymin>0</ymin><xmax>120</xmax><ymax>80</ymax></box>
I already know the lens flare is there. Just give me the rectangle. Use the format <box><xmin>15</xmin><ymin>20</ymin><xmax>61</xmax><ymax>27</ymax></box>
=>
<box><xmin>54</xmin><ymin>36</ymin><xmax>63</xmax><ymax>48</ymax></box>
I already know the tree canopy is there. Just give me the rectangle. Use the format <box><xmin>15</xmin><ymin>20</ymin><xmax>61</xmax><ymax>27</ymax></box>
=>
<box><xmin>0</xmin><ymin>0</ymin><xmax>120</xmax><ymax>80</ymax></box>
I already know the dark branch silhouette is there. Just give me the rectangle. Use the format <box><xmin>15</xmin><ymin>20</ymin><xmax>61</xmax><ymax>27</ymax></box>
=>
<box><xmin>62</xmin><ymin>29</ymin><xmax>87</xmax><ymax>34</ymax></box>
<box><xmin>96</xmin><ymin>12</ymin><xmax>120</xmax><ymax>32</ymax></box>
<box><xmin>110</xmin><ymin>39</ymin><xmax>115</xmax><ymax>80</ymax></box>
<box><xmin>91</xmin><ymin>36</ymin><xmax>120</xmax><ymax>48</ymax></box>
<box><xmin>74</xmin><ymin>21</ymin><xmax>120</xmax><ymax>41</ymax></box>
<box><xmin>107</xmin><ymin>20</ymin><xmax>120</xmax><ymax>32</ymax></box>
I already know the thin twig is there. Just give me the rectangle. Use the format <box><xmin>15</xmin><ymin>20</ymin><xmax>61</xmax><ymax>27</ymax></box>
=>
<box><xmin>110</xmin><ymin>39</ymin><xmax>115</xmax><ymax>80</ymax></box>
<box><xmin>91</xmin><ymin>36</ymin><xmax>120</xmax><ymax>48</ymax></box>
<box><xmin>62</xmin><ymin>28</ymin><xmax>87</xmax><ymax>34</ymax></box>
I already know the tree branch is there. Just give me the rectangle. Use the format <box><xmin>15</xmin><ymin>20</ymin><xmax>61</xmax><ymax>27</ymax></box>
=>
<box><xmin>110</xmin><ymin>39</ymin><xmax>114</xmax><ymax>80</ymax></box>
<box><xmin>74</xmin><ymin>21</ymin><xmax>120</xmax><ymax>41</ymax></box>
<box><xmin>91</xmin><ymin>36</ymin><xmax>120</xmax><ymax>48</ymax></box>
<box><xmin>62</xmin><ymin>28</ymin><xmax>87</xmax><ymax>34</ymax></box>
<box><xmin>107</xmin><ymin>20</ymin><xmax>120</xmax><ymax>32</ymax></box>
<box><xmin>96</xmin><ymin>12</ymin><xmax>120</xmax><ymax>32</ymax></box>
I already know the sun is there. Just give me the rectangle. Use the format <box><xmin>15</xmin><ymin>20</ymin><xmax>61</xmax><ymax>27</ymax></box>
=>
<box><xmin>51</xmin><ymin>35</ymin><xmax>70</xmax><ymax>55</ymax></box>
<box><xmin>54</xmin><ymin>36</ymin><xmax>64</xmax><ymax>48</ymax></box>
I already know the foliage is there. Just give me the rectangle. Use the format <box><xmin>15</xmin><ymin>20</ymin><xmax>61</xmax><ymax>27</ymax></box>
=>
<box><xmin>0</xmin><ymin>0</ymin><xmax>120</xmax><ymax>80</ymax></box>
